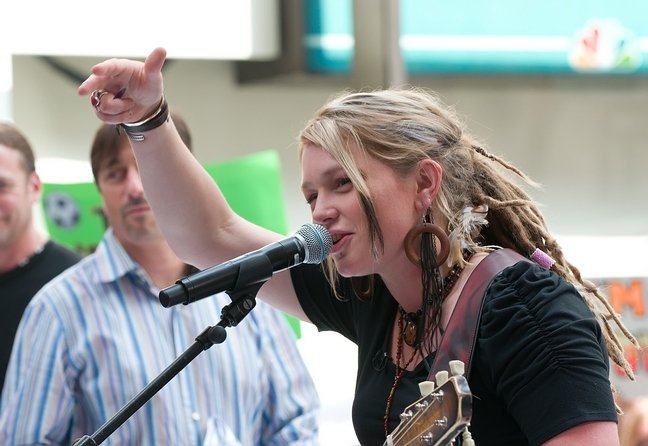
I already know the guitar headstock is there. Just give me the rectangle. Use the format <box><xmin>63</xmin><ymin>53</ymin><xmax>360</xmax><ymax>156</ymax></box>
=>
<box><xmin>385</xmin><ymin>360</ymin><xmax>472</xmax><ymax>446</ymax></box>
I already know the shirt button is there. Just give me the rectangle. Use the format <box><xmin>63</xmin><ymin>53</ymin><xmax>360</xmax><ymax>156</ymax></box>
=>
<box><xmin>191</xmin><ymin>412</ymin><xmax>200</xmax><ymax>421</ymax></box>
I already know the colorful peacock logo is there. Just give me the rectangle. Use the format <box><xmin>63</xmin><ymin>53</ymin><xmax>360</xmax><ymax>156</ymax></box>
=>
<box><xmin>569</xmin><ymin>19</ymin><xmax>642</xmax><ymax>73</ymax></box>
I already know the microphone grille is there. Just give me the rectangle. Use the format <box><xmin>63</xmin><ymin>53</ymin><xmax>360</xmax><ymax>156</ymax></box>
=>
<box><xmin>297</xmin><ymin>223</ymin><xmax>332</xmax><ymax>264</ymax></box>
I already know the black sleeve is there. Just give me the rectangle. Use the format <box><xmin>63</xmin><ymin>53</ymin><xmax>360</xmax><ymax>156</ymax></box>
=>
<box><xmin>290</xmin><ymin>263</ymin><xmax>358</xmax><ymax>342</ymax></box>
<box><xmin>477</xmin><ymin>261</ymin><xmax>617</xmax><ymax>445</ymax></box>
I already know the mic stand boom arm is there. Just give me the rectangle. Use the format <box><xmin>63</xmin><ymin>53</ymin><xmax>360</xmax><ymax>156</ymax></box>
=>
<box><xmin>73</xmin><ymin>282</ymin><xmax>263</xmax><ymax>446</ymax></box>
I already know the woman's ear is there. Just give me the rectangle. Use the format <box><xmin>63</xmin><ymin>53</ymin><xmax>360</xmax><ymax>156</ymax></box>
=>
<box><xmin>414</xmin><ymin>159</ymin><xmax>443</xmax><ymax>212</ymax></box>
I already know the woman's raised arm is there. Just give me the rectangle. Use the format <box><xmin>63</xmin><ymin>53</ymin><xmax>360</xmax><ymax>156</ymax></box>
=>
<box><xmin>78</xmin><ymin>48</ymin><xmax>308</xmax><ymax>320</ymax></box>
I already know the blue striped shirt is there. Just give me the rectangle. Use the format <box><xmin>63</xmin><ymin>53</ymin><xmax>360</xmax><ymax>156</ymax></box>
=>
<box><xmin>0</xmin><ymin>229</ymin><xmax>320</xmax><ymax>445</ymax></box>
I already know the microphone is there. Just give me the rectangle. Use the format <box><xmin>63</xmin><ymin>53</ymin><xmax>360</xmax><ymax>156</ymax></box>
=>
<box><xmin>159</xmin><ymin>223</ymin><xmax>332</xmax><ymax>307</ymax></box>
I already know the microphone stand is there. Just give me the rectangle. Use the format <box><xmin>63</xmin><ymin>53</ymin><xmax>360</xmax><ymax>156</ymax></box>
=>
<box><xmin>74</xmin><ymin>282</ymin><xmax>263</xmax><ymax>446</ymax></box>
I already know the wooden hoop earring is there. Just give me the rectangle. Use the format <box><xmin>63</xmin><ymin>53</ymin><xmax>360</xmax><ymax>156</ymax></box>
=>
<box><xmin>403</xmin><ymin>222</ymin><xmax>450</xmax><ymax>266</ymax></box>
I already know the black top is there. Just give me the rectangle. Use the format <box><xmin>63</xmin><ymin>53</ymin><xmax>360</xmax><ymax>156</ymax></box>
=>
<box><xmin>291</xmin><ymin>259</ymin><xmax>617</xmax><ymax>446</ymax></box>
<box><xmin>0</xmin><ymin>241</ymin><xmax>81</xmax><ymax>394</ymax></box>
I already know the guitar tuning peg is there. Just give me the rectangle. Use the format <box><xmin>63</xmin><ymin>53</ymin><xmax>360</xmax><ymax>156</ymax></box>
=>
<box><xmin>435</xmin><ymin>370</ymin><xmax>449</xmax><ymax>387</ymax></box>
<box><xmin>462</xmin><ymin>427</ymin><xmax>475</xmax><ymax>446</ymax></box>
<box><xmin>449</xmin><ymin>360</ymin><xmax>465</xmax><ymax>376</ymax></box>
<box><xmin>418</xmin><ymin>380</ymin><xmax>435</xmax><ymax>397</ymax></box>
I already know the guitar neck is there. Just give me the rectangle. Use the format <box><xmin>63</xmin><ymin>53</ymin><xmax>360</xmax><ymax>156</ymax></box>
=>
<box><xmin>384</xmin><ymin>374</ymin><xmax>472</xmax><ymax>446</ymax></box>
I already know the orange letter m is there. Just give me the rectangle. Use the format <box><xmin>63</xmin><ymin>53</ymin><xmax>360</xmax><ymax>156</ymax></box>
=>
<box><xmin>609</xmin><ymin>280</ymin><xmax>645</xmax><ymax>317</ymax></box>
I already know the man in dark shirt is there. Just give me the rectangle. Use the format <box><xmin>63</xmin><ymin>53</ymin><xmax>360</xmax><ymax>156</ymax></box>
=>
<box><xmin>0</xmin><ymin>122</ymin><xmax>81</xmax><ymax>395</ymax></box>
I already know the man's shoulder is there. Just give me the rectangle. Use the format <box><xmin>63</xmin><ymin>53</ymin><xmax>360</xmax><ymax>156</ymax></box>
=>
<box><xmin>44</xmin><ymin>240</ymin><xmax>83</xmax><ymax>262</ymax></box>
<box><xmin>35</xmin><ymin>249</ymin><xmax>98</xmax><ymax>294</ymax></box>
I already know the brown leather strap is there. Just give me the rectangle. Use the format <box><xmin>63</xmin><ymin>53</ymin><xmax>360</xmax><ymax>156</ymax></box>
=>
<box><xmin>429</xmin><ymin>248</ymin><xmax>530</xmax><ymax>379</ymax></box>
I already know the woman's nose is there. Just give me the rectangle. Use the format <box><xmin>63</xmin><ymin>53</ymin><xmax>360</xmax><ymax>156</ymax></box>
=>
<box><xmin>311</xmin><ymin>195</ymin><xmax>338</xmax><ymax>225</ymax></box>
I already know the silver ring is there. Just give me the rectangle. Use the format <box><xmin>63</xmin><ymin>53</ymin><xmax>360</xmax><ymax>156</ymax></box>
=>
<box><xmin>90</xmin><ymin>90</ymin><xmax>108</xmax><ymax>111</ymax></box>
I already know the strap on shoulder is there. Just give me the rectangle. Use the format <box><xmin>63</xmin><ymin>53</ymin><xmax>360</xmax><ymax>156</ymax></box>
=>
<box><xmin>428</xmin><ymin>248</ymin><xmax>530</xmax><ymax>379</ymax></box>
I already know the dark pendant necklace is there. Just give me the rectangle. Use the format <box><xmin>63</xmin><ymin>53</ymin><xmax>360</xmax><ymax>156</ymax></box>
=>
<box><xmin>399</xmin><ymin>261</ymin><xmax>465</xmax><ymax>348</ymax></box>
<box><xmin>401</xmin><ymin>310</ymin><xmax>421</xmax><ymax>347</ymax></box>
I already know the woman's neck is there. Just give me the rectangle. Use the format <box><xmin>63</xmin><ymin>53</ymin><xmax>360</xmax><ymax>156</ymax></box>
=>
<box><xmin>381</xmin><ymin>254</ymin><xmax>453</xmax><ymax>313</ymax></box>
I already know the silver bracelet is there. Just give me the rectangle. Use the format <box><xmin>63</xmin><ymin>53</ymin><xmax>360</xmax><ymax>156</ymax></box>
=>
<box><xmin>120</xmin><ymin>97</ymin><xmax>169</xmax><ymax>142</ymax></box>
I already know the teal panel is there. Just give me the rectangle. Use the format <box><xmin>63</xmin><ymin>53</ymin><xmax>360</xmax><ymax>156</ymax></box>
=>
<box><xmin>401</xmin><ymin>0</ymin><xmax>644</xmax><ymax>36</ymax></box>
<box><xmin>304</xmin><ymin>0</ymin><xmax>354</xmax><ymax>73</ymax></box>
<box><xmin>305</xmin><ymin>0</ymin><xmax>648</xmax><ymax>74</ymax></box>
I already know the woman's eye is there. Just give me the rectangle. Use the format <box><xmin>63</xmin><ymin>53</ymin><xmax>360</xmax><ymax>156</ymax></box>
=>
<box><xmin>305</xmin><ymin>193</ymin><xmax>317</xmax><ymax>205</ymax></box>
<box><xmin>336</xmin><ymin>177</ymin><xmax>352</xmax><ymax>188</ymax></box>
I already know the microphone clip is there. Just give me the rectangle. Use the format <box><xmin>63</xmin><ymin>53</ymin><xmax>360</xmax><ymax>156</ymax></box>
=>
<box><xmin>220</xmin><ymin>283</ymin><xmax>261</xmax><ymax>328</ymax></box>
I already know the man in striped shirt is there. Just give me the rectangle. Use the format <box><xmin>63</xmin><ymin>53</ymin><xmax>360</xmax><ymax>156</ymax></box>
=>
<box><xmin>0</xmin><ymin>116</ymin><xmax>321</xmax><ymax>445</ymax></box>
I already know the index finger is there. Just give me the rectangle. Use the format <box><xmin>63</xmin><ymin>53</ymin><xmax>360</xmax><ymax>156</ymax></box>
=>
<box><xmin>77</xmin><ymin>47</ymin><xmax>167</xmax><ymax>96</ymax></box>
<box><xmin>77</xmin><ymin>58</ymin><xmax>135</xmax><ymax>97</ymax></box>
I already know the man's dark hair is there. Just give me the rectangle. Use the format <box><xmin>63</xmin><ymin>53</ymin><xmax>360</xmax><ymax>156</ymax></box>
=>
<box><xmin>90</xmin><ymin>111</ymin><xmax>192</xmax><ymax>184</ymax></box>
<box><xmin>0</xmin><ymin>122</ymin><xmax>36</xmax><ymax>173</ymax></box>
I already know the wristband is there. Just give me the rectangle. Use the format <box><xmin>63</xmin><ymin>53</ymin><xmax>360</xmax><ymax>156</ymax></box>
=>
<box><xmin>120</xmin><ymin>97</ymin><xmax>169</xmax><ymax>142</ymax></box>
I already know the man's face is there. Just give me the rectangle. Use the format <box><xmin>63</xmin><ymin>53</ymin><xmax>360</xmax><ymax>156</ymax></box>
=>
<box><xmin>96</xmin><ymin>142</ymin><xmax>162</xmax><ymax>245</ymax></box>
<box><xmin>0</xmin><ymin>144</ymin><xmax>39</xmax><ymax>249</ymax></box>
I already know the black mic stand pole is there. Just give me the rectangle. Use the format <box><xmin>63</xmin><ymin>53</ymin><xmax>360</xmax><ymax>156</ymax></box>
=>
<box><xmin>74</xmin><ymin>282</ymin><xmax>263</xmax><ymax>446</ymax></box>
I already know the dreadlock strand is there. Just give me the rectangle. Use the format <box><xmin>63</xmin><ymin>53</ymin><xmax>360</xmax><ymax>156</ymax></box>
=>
<box><xmin>595</xmin><ymin>289</ymin><xmax>640</xmax><ymax>348</ymax></box>
<box><xmin>562</xmin><ymin>257</ymin><xmax>639</xmax><ymax>379</ymax></box>
<box><xmin>601</xmin><ymin>316</ymin><xmax>636</xmax><ymax>380</ymax></box>
<box><xmin>488</xmin><ymin>203</ymin><xmax>536</xmax><ymax>249</ymax></box>
<box><xmin>473</xmin><ymin>144</ymin><xmax>539</xmax><ymax>187</ymax></box>
<box><xmin>477</xmin><ymin>201</ymin><xmax>536</xmax><ymax>255</ymax></box>
<box><xmin>609</xmin><ymin>314</ymin><xmax>640</xmax><ymax>348</ymax></box>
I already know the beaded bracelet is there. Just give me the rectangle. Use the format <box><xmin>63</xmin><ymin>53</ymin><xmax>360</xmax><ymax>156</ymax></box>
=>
<box><xmin>120</xmin><ymin>97</ymin><xmax>169</xmax><ymax>142</ymax></box>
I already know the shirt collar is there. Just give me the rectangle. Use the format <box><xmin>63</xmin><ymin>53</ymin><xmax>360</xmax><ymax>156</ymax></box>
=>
<box><xmin>93</xmin><ymin>228</ymin><xmax>142</xmax><ymax>284</ymax></box>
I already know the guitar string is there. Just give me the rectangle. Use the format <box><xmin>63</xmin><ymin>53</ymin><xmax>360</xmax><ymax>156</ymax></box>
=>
<box><xmin>389</xmin><ymin>377</ymin><xmax>472</xmax><ymax>446</ymax></box>
<box><xmin>387</xmin><ymin>383</ymin><xmax>456</xmax><ymax>446</ymax></box>
<box><xmin>387</xmin><ymin>391</ymin><xmax>436</xmax><ymax>445</ymax></box>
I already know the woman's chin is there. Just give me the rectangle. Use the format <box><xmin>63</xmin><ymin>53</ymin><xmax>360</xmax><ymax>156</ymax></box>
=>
<box><xmin>333</xmin><ymin>260</ymin><xmax>372</xmax><ymax>279</ymax></box>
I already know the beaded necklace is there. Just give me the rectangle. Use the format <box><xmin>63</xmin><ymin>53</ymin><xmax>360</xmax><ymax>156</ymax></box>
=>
<box><xmin>383</xmin><ymin>314</ymin><xmax>419</xmax><ymax>437</ymax></box>
<box><xmin>383</xmin><ymin>260</ymin><xmax>466</xmax><ymax>437</ymax></box>
<box><xmin>399</xmin><ymin>261</ymin><xmax>464</xmax><ymax>348</ymax></box>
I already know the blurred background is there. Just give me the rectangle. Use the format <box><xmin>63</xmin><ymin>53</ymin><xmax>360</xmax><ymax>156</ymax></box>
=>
<box><xmin>2</xmin><ymin>1</ymin><xmax>647</xmax><ymax>444</ymax></box>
